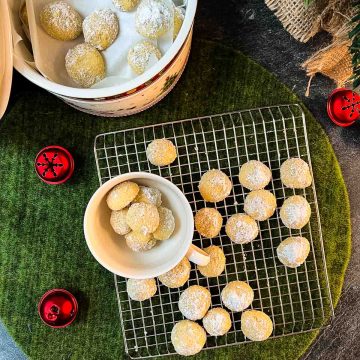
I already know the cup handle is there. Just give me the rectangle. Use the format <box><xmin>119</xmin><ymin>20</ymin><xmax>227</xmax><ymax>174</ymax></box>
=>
<box><xmin>186</xmin><ymin>244</ymin><xmax>210</xmax><ymax>266</ymax></box>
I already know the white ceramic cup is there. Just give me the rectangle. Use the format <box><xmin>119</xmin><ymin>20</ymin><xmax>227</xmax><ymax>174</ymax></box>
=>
<box><xmin>84</xmin><ymin>172</ymin><xmax>209</xmax><ymax>279</ymax></box>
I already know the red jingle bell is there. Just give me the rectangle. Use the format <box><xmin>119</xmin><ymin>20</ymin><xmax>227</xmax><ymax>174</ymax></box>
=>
<box><xmin>38</xmin><ymin>289</ymin><xmax>78</xmax><ymax>328</ymax></box>
<box><xmin>327</xmin><ymin>88</ymin><xmax>360</xmax><ymax>127</ymax></box>
<box><xmin>35</xmin><ymin>145</ymin><xmax>74</xmax><ymax>185</ymax></box>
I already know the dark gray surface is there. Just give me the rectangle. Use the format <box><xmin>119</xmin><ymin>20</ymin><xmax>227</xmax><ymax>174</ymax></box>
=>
<box><xmin>1</xmin><ymin>0</ymin><xmax>359</xmax><ymax>359</ymax></box>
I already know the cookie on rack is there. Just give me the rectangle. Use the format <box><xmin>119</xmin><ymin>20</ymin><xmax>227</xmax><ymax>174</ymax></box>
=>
<box><xmin>195</xmin><ymin>207</ymin><xmax>223</xmax><ymax>238</ymax></box>
<box><xmin>125</xmin><ymin>231</ymin><xmax>157</xmax><ymax>252</ymax></box>
<box><xmin>203</xmin><ymin>307</ymin><xmax>232</xmax><ymax>336</ymax></box>
<box><xmin>65</xmin><ymin>43</ymin><xmax>106</xmax><ymax>88</ymax></box>
<box><xmin>225</xmin><ymin>213</ymin><xmax>259</xmax><ymax>244</ymax></box>
<box><xmin>239</xmin><ymin>160</ymin><xmax>272</xmax><ymax>190</ymax></box>
<box><xmin>173</xmin><ymin>7</ymin><xmax>184</xmax><ymax>40</ymax></box>
<box><xmin>198</xmin><ymin>169</ymin><xmax>232</xmax><ymax>203</ymax></box>
<box><xmin>178</xmin><ymin>285</ymin><xmax>211</xmax><ymax>320</ymax></box>
<box><xmin>241</xmin><ymin>310</ymin><xmax>273</xmax><ymax>341</ymax></box>
<box><xmin>110</xmin><ymin>209</ymin><xmax>131</xmax><ymax>235</ymax></box>
<box><xmin>171</xmin><ymin>320</ymin><xmax>207</xmax><ymax>356</ymax></box>
<box><xmin>158</xmin><ymin>257</ymin><xmax>191</xmax><ymax>288</ymax></box>
<box><xmin>244</xmin><ymin>189</ymin><xmax>277</xmax><ymax>221</ymax></box>
<box><xmin>280</xmin><ymin>195</ymin><xmax>311</xmax><ymax>229</ymax></box>
<box><xmin>277</xmin><ymin>236</ymin><xmax>310</xmax><ymax>268</ymax></box>
<box><xmin>128</xmin><ymin>40</ymin><xmax>162</xmax><ymax>75</ymax></box>
<box><xmin>197</xmin><ymin>245</ymin><xmax>226</xmax><ymax>278</ymax></box>
<box><xmin>106</xmin><ymin>181</ymin><xmax>140</xmax><ymax>210</ymax></box>
<box><xmin>83</xmin><ymin>9</ymin><xmax>119</xmax><ymax>51</ymax></box>
<box><xmin>221</xmin><ymin>281</ymin><xmax>254</xmax><ymax>312</ymax></box>
<box><xmin>126</xmin><ymin>278</ymin><xmax>157</xmax><ymax>301</ymax></box>
<box><xmin>126</xmin><ymin>202</ymin><xmax>160</xmax><ymax>234</ymax></box>
<box><xmin>40</xmin><ymin>1</ymin><xmax>82</xmax><ymax>41</ymax></box>
<box><xmin>146</xmin><ymin>138</ymin><xmax>177</xmax><ymax>166</ymax></box>
<box><xmin>152</xmin><ymin>207</ymin><xmax>175</xmax><ymax>240</ymax></box>
<box><xmin>135</xmin><ymin>0</ymin><xmax>173</xmax><ymax>39</ymax></box>
<box><xmin>280</xmin><ymin>158</ymin><xmax>312</xmax><ymax>189</ymax></box>
<box><xmin>113</xmin><ymin>0</ymin><xmax>140</xmax><ymax>11</ymax></box>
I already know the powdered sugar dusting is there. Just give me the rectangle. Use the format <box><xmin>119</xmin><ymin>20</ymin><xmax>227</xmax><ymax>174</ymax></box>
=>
<box><xmin>226</xmin><ymin>214</ymin><xmax>258</xmax><ymax>244</ymax></box>
<box><xmin>40</xmin><ymin>1</ymin><xmax>82</xmax><ymax>37</ymax></box>
<box><xmin>126</xmin><ymin>278</ymin><xmax>157</xmax><ymax>301</ymax></box>
<box><xmin>221</xmin><ymin>281</ymin><xmax>254</xmax><ymax>312</ymax></box>
<box><xmin>203</xmin><ymin>308</ymin><xmax>231</xmax><ymax>336</ymax></box>
<box><xmin>65</xmin><ymin>43</ymin><xmax>105</xmax><ymax>88</ymax></box>
<box><xmin>280</xmin><ymin>158</ymin><xmax>312</xmax><ymax>188</ymax></box>
<box><xmin>146</xmin><ymin>138</ymin><xmax>177</xmax><ymax>166</ymax></box>
<box><xmin>126</xmin><ymin>202</ymin><xmax>160</xmax><ymax>234</ymax></box>
<box><xmin>197</xmin><ymin>245</ymin><xmax>226</xmax><ymax>277</ymax></box>
<box><xmin>277</xmin><ymin>236</ymin><xmax>310</xmax><ymax>268</ymax></box>
<box><xmin>128</xmin><ymin>40</ymin><xmax>162</xmax><ymax>74</ymax></box>
<box><xmin>125</xmin><ymin>231</ymin><xmax>157</xmax><ymax>252</ymax></box>
<box><xmin>239</xmin><ymin>160</ymin><xmax>271</xmax><ymax>190</ymax></box>
<box><xmin>110</xmin><ymin>209</ymin><xmax>131</xmax><ymax>235</ymax></box>
<box><xmin>113</xmin><ymin>0</ymin><xmax>140</xmax><ymax>11</ymax></box>
<box><xmin>135</xmin><ymin>0</ymin><xmax>173</xmax><ymax>39</ymax></box>
<box><xmin>280</xmin><ymin>195</ymin><xmax>311</xmax><ymax>229</ymax></box>
<box><xmin>178</xmin><ymin>286</ymin><xmax>211</xmax><ymax>320</ymax></box>
<box><xmin>198</xmin><ymin>169</ymin><xmax>232</xmax><ymax>202</ymax></box>
<box><xmin>244</xmin><ymin>190</ymin><xmax>276</xmax><ymax>221</ymax></box>
<box><xmin>158</xmin><ymin>257</ymin><xmax>190</xmax><ymax>288</ymax></box>
<box><xmin>195</xmin><ymin>208</ymin><xmax>223</xmax><ymax>238</ymax></box>
<box><xmin>134</xmin><ymin>186</ymin><xmax>162</xmax><ymax>206</ymax></box>
<box><xmin>153</xmin><ymin>207</ymin><xmax>175</xmax><ymax>240</ymax></box>
<box><xmin>83</xmin><ymin>9</ymin><xmax>119</xmax><ymax>50</ymax></box>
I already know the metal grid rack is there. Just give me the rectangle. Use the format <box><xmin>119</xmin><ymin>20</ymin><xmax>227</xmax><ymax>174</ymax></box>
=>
<box><xmin>94</xmin><ymin>104</ymin><xmax>334</xmax><ymax>359</ymax></box>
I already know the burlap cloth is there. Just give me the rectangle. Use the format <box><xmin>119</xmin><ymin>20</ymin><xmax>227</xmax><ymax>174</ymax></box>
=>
<box><xmin>265</xmin><ymin>0</ymin><xmax>355</xmax><ymax>93</ymax></box>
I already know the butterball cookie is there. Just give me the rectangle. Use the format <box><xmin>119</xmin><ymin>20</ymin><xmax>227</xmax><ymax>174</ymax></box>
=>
<box><xmin>110</xmin><ymin>209</ymin><xmax>131</xmax><ymax>235</ymax></box>
<box><xmin>106</xmin><ymin>181</ymin><xmax>140</xmax><ymax>210</ymax></box>
<box><xmin>127</xmin><ymin>278</ymin><xmax>157</xmax><ymax>301</ymax></box>
<box><xmin>128</xmin><ymin>40</ymin><xmax>162</xmax><ymax>75</ymax></box>
<box><xmin>221</xmin><ymin>281</ymin><xmax>254</xmax><ymax>312</ymax></box>
<box><xmin>199</xmin><ymin>169</ymin><xmax>232</xmax><ymax>203</ymax></box>
<box><xmin>146</xmin><ymin>138</ymin><xmax>177</xmax><ymax>166</ymax></box>
<box><xmin>153</xmin><ymin>207</ymin><xmax>175</xmax><ymax>240</ymax></box>
<box><xmin>195</xmin><ymin>208</ymin><xmax>223</xmax><ymax>238</ymax></box>
<box><xmin>83</xmin><ymin>9</ymin><xmax>119</xmax><ymax>51</ymax></box>
<box><xmin>171</xmin><ymin>320</ymin><xmax>206</xmax><ymax>356</ymax></box>
<box><xmin>134</xmin><ymin>186</ymin><xmax>162</xmax><ymax>206</ymax></box>
<box><xmin>178</xmin><ymin>285</ymin><xmax>211</xmax><ymax>320</ymax></box>
<box><xmin>225</xmin><ymin>213</ymin><xmax>259</xmax><ymax>244</ymax></box>
<box><xmin>277</xmin><ymin>236</ymin><xmax>310</xmax><ymax>268</ymax></box>
<box><xmin>203</xmin><ymin>307</ymin><xmax>232</xmax><ymax>336</ymax></box>
<box><xmin>158</xmin><ymin>257</ymin><xmax>190</xmax><ymax>288</ymax></box>
<box><xmin>135</xmin><ymin>0</ymin><xmax>173</xmax><ymax>39</ymax></box>
<box><xmin>241</xmin><ymin>310</ymin><xmax>273</xmax><ymax>341</ymax></box>
<box><xmin>65</xmin><ymin>43</ymin><xmax>106</xmax><ymax>88</ymax></box>
<box><xmin>126</xmin><ymin>202</ymin><xmax>160</xmax><ymax>234</ymax></box>
<box><xmin>113</xmin><ymin>0</ymin><xmax>140</xmax><ymax>11</ymax></box>
<box><xmin>40</xmin><ymin>1</ymin><xmax>82</xmax><ymax>41</ymax></box>
<box><xmin>239</xmin><ymin>160</ymin><xmax>272</xmax><ymax>190</ymax></box>
<box><xmin>125</xmin><ymin>231</ymin><xmax>157</xmax><ymax>252</ymax></box>
<box><xmin>197</xmin><ymin>245</ymin><xmax>226</xmax><ymax>278</ymax></box>
<box><xmin>280</xmin><ymin>158</ymin><xmax>312</xmax><ymax>189</ymax></box>
<box><xmin>244</xmin><ymin>189</ymin><xmax>277</xmax><ymax>221</ymax></box>
<box><xmin>280</xmin><ymin>195</ymin><xmax>311</xmax><ymax>229</ymax></box>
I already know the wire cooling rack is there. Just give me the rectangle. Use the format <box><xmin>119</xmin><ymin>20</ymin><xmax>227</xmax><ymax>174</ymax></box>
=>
<box><xmin>94</xmin><ymin>104</ymin><xmax>334</xmax><ymax>359</ymax></box>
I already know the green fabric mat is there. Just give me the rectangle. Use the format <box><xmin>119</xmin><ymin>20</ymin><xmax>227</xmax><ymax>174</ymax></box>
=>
<box><xmin>0</xmin><ymin>40</ymin><xmax>351</xmax><ymax>360</ymax></box>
